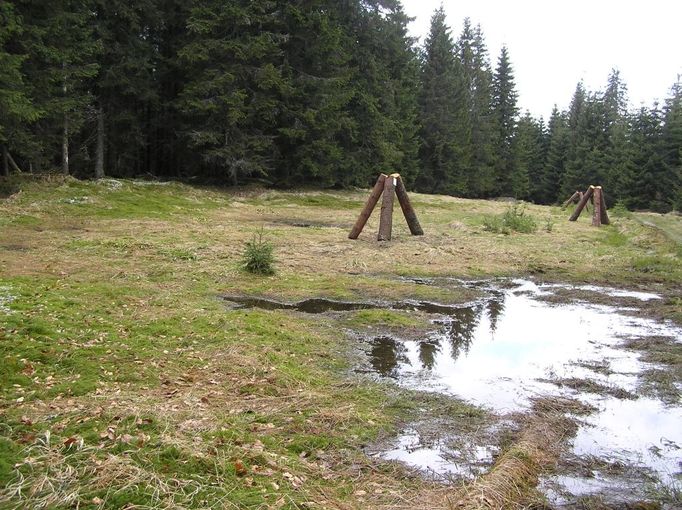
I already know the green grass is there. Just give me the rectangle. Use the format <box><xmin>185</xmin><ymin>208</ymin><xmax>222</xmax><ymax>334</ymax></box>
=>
<box><xmin>346</xmin><ymin>309</ymin><xmax>424</xmax><ymax>328</ymax></box>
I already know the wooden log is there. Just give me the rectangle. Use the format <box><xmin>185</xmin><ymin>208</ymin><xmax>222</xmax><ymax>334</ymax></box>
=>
<box><xmin>95</xmin><ymin>107</ymin><xmax>105</xmax><ymax>179</ymax></box>
<box><xmin>394</xmin><ymin>174</ymin><xmax>424</xmax><ymax>236</ymax></box>
<box><xmin>599</xmin><ymin>189</ymin><xmax>610</xmax><ymax>225</ymax></box>
<box><xmin>348</xmin><ymin>174</ymin><xmax>387</xmax><ymax>239</ymax></box>
<box><xmin>592</xmin><ymin>187</ymin><xmax>602</xmax><ymax>227</ymax></box>
<box><xmin>377</xmin><ymin>174</ymin><xmax>396</xmax><ymax>241</ymax></box>
<box><xmin>561</xmin><ymin>191</ymin><xmax>580</xmax><ymax>209</ymax></box>
<box><xmin>2</xmin><ymin>146</ymin><xmax>7</xmax><ymax>177</ymax></box>
<box><xmin>569</xmin><ymin>186</ymin><xmax>594</xmax><ymax>221</ymax></box>
<box><xmin>7</xmin><ymin>152</ymin><xmax>21</xmax><ymax>173</ymax></box>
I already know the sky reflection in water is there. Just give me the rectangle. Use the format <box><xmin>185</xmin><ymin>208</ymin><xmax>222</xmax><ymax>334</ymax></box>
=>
<box><xmin>368</xmin><ymin>280</ymin><xmax>682</xmax><ymax>494</ymax></box>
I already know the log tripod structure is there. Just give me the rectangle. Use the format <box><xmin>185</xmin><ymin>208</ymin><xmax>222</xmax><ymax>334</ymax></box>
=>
<box><xmin>349</xmin><ymin>173</ymin><xmax>423</xmax><ymax>241</ymax></box>
<box><xmin>568</xmin><ymin>185</ymin><xmax>610</xmax><ymax>226</ymax></box>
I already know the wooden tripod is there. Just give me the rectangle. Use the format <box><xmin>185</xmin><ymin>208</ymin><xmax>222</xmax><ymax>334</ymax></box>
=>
<box><xmin>568</xmin><ymin>185</ymin><xmax>610</xmax><ymax>226</ymax></box>
<box><xmin>348</xmin><ymin>173</ymin><xmax>424</xmax><ymax>241</ymax></box>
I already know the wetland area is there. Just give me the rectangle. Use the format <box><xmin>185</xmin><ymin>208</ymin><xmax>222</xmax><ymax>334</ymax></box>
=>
<box><xmin>226</xmin><ymin>277</ymin><xmax>682</xmax><ymax>508</ymax></box>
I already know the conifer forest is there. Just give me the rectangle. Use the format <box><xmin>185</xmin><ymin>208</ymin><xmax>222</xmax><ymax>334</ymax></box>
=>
<box><xmin>1</xmin><ymin>1</ymin><xmax>681</xmax><ymax>211</ymax></box>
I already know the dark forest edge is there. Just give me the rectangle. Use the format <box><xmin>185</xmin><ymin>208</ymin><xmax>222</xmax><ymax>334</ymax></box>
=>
<box><xmin>1</xmin><ymin>1</ymin><xmax>680</xmax><ymax>212</ymax></box>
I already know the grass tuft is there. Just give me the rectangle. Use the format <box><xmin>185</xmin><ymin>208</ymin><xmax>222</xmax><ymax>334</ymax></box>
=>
<box><xmin>483</xmin><ymin>204</ymin><xmax>537</xmax><ymax>234</ymax></box>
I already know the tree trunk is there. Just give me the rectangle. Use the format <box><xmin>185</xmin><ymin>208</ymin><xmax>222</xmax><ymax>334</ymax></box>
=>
<box><xmin>2</xmin><ymin>145</ymin><xmax>8</xmax><ymax>177</ymax></box>
<box><xmin>349</xmin><ymin>174</ymin><xmax>387</xmax><ymax>239</ymax></box>
<box><xmin>561</xmin><ymin>191</ymin><xmax>579</xmax><ymax>209</ymax></box>
<box><xmin>592</xmin><ymin>187</ymin><xmax>602</xmax><ymax>227</ymax></box>
<box><xmin>599</xmin><ymin>189</ymin><xmax>610</xmax><ymax>225</ymax></box>
<box><xmin>7</xmin><ymin>152</ymin><xmax>21</xmax><ymax>173</ymax></box>
<box><xmin>95</xmin><ymin>107</ymin><xmax>105</xmax><ymax>179</ymax></box>
<box><xmin>395</xmin><ymin>175</ymin><xmax>424</xmax><ymax>235</ymax></box>
<box><xmin>569</xmin><ymin>186</ymin><xmax>594</xmax><ymax>221</ymax></box>
<box><xmin>377</xmin><ymin>174</ymin><xmax>396</xmax><ymax>241</ymax></box>
<box><xmin>62</xmin><ymin>113</ymin><xmax>69</xmax><ymax>175</ymax></box>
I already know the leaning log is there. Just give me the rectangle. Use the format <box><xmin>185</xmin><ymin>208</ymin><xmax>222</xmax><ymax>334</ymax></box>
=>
<box><xmin>377</xmin><ymin>174</ymin><xmax>396</xmax><ymax>241</ymax></box>
<box><xmin>394</xmin><ymin>175</ymin><xmax>424</xmax><ymax>236</ymax></box>
<box><xmin>348</xmin><ymin>174</ymin><xmax>387</xmax><ymax>239</ymax></box>
<box><xmin>2</xmin><ymin>146</ymin><xmax>7</xmax><ymax>177</ymax></box>
<box><xmin>592</xmin><ymin>187</ymin><xmax>602</xmax><ymax>227</ymax></box>
<box><xmin>561</xmin><ymin>191</ymin><xmax>580</xmax><ymax>210</ymax></box>
<box><xmin>569</xmin><ymin>186</ymin><xmax>594</xmax><ymax>221</ymax></box>
<box><xmin>8</xmin><ymin>152</ymin><xmax>21</xmax><ymax>173</ymax></box>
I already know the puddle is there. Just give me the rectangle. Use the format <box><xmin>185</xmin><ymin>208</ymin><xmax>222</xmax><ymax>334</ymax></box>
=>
<box><xmin>544</xmin><ymin>283</ymin><xmax>663</xmax><ymax>302</ymax></box>
<box><xmin>223</xmin><ymin>295</ymin><xmax>379</xmax><ymax>313</ymax></box>
<box><xmin>363</xmin><ymin>292</ymin><xmax>672</xmax><ymax>412</ymax></box>
<box><xmin>223</xmin><ymin>279</ymin><xmax>682</xmax><ymax>504</ymax></box>
<box><xmin>376</xmin><ymin>428</ymin><xmax>497</xmax><ymax>481</ymax></box>
<box><xmin>222</xmin><ymin>295</ymin><xmax>466</xmax><ymax>315</ymax></box>
<box><xmin>359</xmin><ymin>280</ymin><xmax>682</xmax><ymax>503</ymax></box>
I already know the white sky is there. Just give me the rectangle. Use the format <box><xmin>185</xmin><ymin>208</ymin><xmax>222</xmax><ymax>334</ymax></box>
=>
<box><xmin>401</xmin><ymin>0</ymin><xmax>682</xmax><ymax>119</ymax></box>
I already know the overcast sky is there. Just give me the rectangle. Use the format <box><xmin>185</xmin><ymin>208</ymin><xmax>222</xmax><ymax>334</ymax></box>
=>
<box><xmin>400</xmin><ymin>0</ymin><xmax>682</xmax><ymax>119</ymax></box>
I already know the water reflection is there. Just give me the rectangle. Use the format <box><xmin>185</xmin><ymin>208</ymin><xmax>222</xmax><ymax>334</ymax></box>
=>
<box><xmin>369</xmin><ymin>336</ymin><xmax>409</xmax><ymax>378</ymax></box>
<box><xmin>418</xmin><ymin>340</ymin><xmax>440</xmax><ymax>370</ymax></box>
<box><xmin>369</xmin><ymin>293</ymin><xmax>509</xmax><ymax>372</ymax></box>
<box><xmin>486</xmin><ymin>292</ymin><xmax>506</xmax><ymax>334</ymax></box>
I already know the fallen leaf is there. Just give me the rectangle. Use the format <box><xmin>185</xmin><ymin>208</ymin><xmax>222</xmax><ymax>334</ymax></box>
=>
<box><xmin>235</xmin><ymin>460</ymin><xmax>248</xmax><ymax>477</ymax></box>
<box><xmin>19</xmin><ymin>433</ymin><xmax>36</xmax><ymax>444</ymax></box>
<box><xmin>63</xmin><ymin>437</ymin><xmax>78</xmax><ymax>448</ymax></box>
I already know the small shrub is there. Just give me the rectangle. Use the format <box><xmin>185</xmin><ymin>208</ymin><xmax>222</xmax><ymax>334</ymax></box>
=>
<box><xmin>484</xmin><ymin>204</ymin><xmax>537</xmax><ymax>234</ymax></box>
<box><xmin>242</xmin><ymin>230</ymin><xmax>275</xmax><ymax>275</ymax></box>
<box><xmin>545</xmin><ymin>216</ymin><xmax>554</xmax><ymax>233</ymax></box>
<box><xmin>482</xmin><ymin>215</ymin><xmax>510</xmax><ymax>234</ymax></box>
<box><xmin>610</xmin><ymin>202</ymin><xmax>631</xmax><ymax>218</ymax></box>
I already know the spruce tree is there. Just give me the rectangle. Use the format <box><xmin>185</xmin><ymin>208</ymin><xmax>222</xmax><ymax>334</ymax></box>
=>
<box><xmin>272</xmin><ymin>0</ymin><xmax>355</xmax><ymax>187</ymax></box>
<box><xmin>491</xmin><ymin>45</ymin><xmax>519</xmax><ymax>196</ymax></box>
<box><xmin>516</xmin><ymin>113</ymin><xmax>546</xmax><ymax>201</ymax></box>
<box><xmin>417</xmin><ymin>7</ymin><xmax>468</xmax><ymax>195</ymax></box>
<box><xmin>15</xmin><ymin>0</ymin><xmax>100</xmax><ymax>175</ymax></box>
<box><xmin>178</xmin><ymin>0</ymin><xmax>285</xmax><ymax>184</ymax></box>
<box><xmin>542</xmin><ymin>106</ymin><xmax>570</xmax><ymax>204</ymax></box>
<box><xmin>0</xmin><ymin>2</ymin><xmax>40</xmax><ymax>172</ymax></box>
<box><xmin>334</xmin><ymin>1</ymin><xmax>420</xmax><ymax>187</ymax></box>
<box><xmin>627</xmin><ymin>105</ymin><xmax>666</xmax><ymax>210</ymax></box>
<box><xmin>662</xmin><ymin>77</ymin><xmax>682</xmax><ymax>210</ymax></box>
<box><xmin>602</xmin><ymin>69</ymin><xmax>632</xmax><ymax>205</ymax></box>
<box><xmin>457</xmin><ymin>21</ymin><xmax>496</xmax><ymax>197</ymax></box>
<box><xmin>92</xmin><ymin>0</ymin><xmax>164</xmax><ymax>178</ymax></box>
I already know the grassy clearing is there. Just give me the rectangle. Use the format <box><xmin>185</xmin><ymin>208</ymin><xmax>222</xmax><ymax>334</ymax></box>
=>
<box><xmin>1</xmin><ymin>175</ymin><xmax>681</xmax><ymax>509</ymax></box>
